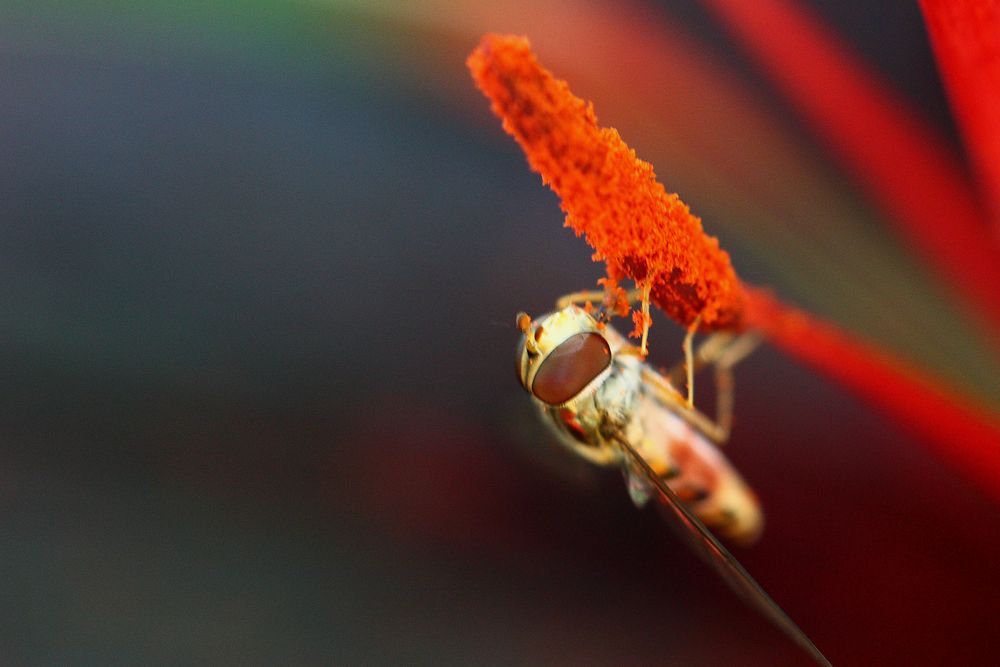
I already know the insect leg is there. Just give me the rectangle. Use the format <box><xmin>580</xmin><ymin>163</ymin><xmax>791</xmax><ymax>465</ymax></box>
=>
<box><xmin>556</xmin><ymin>284</ymin><xmax>653</xmax><ymax>357</ymax></box>
<box><xmin>712</xmin><ymin>333</ymin><xmax>763</xmax><ymax>442</ymax></box>
<box><xmin>666</xmin><ymin>333</ymin><xmax>735</xmax><ymax>388</ymax></box>
<box><xmin>716</xmin><ymin>331</ymin><xmax>763</xmax><ymax>369</ymax></box>
<box><xmin>714</xmin><ymin>362</ymin><xmax>735</xmax><ymax>444</ymax></box>
<box><xmin>555</xmin><ymin>289</ymin><xmax>604</xmax><ymax>309</ymax></box>
<box><xmin>638</xmin><ymin>281</ymin><xmax>652</xmax><ymax>357</ymax></box>
<box><xmin>554</xmin><ymin>288</ymin><xmax>643</xmax><ymax>310</ymax></box>
<box><xmin>660</xmin><ymin>315</ymin><xmax>711</xmax><ymax>408</ymax></box>
<box><xmin>640</xmin><ymin>365</ymin><xmax>730</xmax><ymax>444</ymax></box>
<box><xmin>681</xmin><ymin>315</ymin><xmax>703</xmax><ymax>408</ymax></box>
<box><xmin>646</xmin><ymin>332</ymin><xmax>762</xmax><ymax>445</ymax></box>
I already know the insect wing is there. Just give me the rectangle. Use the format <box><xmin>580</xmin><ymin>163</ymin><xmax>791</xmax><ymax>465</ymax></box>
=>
<box><xmin>614</xmin><ymin>435</ymin><xmax>831</xmax><ymax>667</ymax></box>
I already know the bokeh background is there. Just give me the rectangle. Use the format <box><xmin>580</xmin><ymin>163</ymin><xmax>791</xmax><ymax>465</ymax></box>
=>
<box><xmin>2</xmin><ymin>1</ymin><xmax>999</xmax><ymax>665</ymax></box>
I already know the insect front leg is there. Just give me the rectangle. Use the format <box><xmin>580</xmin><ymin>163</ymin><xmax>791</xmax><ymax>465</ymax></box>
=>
<box><xmin>637</xmin><ymin>281</ymin><xmax>652</xmax><ymax>357</ymax></box>
<box><xmin>554</xmin><ymin>287</ymin><xmax>643</xmax><ymax>311</ymax></box>
<box><xmin>556</xmin><ymin>282</ymin><xmax>654</xmax><ymax>355</ymax></box>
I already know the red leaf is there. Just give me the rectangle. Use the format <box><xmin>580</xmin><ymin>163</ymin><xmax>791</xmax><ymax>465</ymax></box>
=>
<box><xmin>703</xmin><ymin>0</ymin><xmax>1000</xmax><ymax>337</ymax></box>
<box><xmin>920</xmin><ymin>0</ymin><xmax>1000</xmax><ymax>235</ymax></box>
<box><xmin>745</xmin><ymin>287</ymin><xmax>1000</xmax><ymax>504</ymax></box>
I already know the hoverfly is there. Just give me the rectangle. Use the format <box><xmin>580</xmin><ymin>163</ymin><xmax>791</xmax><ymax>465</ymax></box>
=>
<box><xmin>516</xmin><ymin>292</ymin><xmax>831</xmax><ymax>667</ymax></box>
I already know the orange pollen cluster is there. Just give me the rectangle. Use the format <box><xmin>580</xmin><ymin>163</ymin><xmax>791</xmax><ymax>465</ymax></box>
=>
<box><xmin>467</xmin><ymin>34</ymin><xmax>746</xmax><ymax>332</ymax></box>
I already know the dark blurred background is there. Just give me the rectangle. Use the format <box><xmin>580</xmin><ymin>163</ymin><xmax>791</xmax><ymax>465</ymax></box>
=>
<box><xmin>2</xmin><ymin>1</ymin><xmax>999</xmax><ymax>665</ymax></box>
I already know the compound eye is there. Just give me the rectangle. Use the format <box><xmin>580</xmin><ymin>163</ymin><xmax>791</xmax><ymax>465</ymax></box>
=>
<box><xmin>532</xmin><ymin>333</ymin><xmax>611</xmax><ymax>405</ymax></box>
